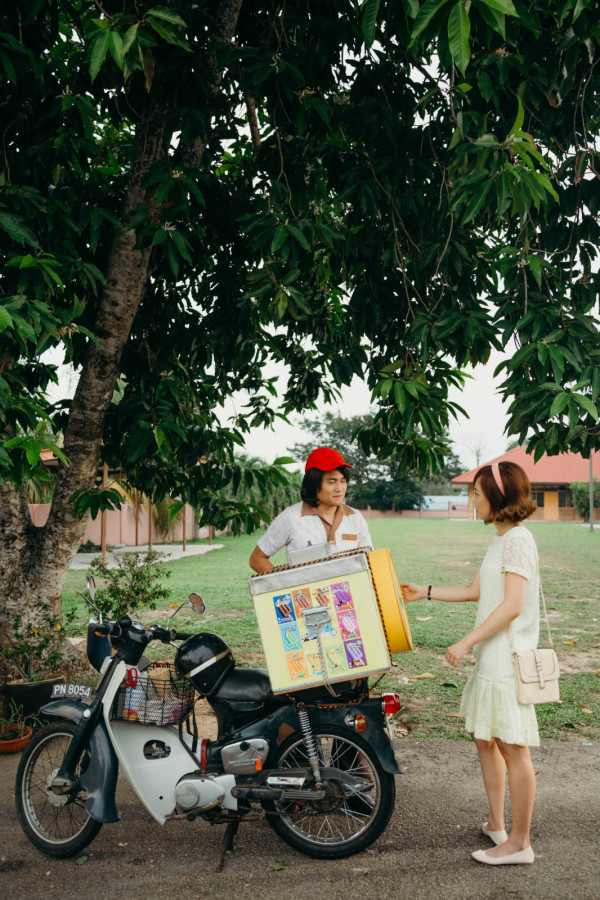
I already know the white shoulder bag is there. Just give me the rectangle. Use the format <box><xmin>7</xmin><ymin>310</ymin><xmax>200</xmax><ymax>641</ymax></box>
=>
<box><xmin>503</xmin><ymin>544</ymin><xmax>560</xmax><ymax>705</ymax></box>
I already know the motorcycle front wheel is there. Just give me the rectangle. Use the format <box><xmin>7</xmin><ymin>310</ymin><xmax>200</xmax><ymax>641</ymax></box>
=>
<box><xmin>264</xmin><ymin>724</ymin><xmax>396</xmax><ymax>859</ymax></box>
<box><xmin>16</xmin><ymin>721</ymin><xmax>102</xmax><ymax>857</ymax></box>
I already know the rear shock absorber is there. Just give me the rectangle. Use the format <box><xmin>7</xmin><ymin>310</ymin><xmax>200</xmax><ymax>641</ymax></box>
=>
<box><xmin>296</xmin><ymin>704</ymin><xmax>322</xmax><ymax>788</ymax></box>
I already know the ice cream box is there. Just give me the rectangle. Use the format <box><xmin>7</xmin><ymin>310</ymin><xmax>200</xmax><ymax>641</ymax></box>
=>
<box><xmin>248</xmin><ymin>549</ymin><xmax>412</xmax><ymax>694</ymax></box>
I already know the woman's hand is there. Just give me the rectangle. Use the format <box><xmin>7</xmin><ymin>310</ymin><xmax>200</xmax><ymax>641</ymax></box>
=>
<box><xmin>400</xmin><ymin>583</ymin><xmax>427</xmax><ymax>602</ymax></box>
<box><xmin>444</xmin><ymin>638</ymin><xmax>471</xmax><ymax>667</ymax></box>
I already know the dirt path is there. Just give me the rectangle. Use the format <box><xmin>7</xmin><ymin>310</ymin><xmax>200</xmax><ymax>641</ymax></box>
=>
<box><xmin>1</xmin><ymin>737</ymin><xmax>598</xmax><ymax>900</ymax></box>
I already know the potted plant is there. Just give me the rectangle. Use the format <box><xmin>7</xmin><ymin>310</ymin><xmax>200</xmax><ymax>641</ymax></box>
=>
<box><xmin>0</xmin><ymin>700</ymin><xmax>36</xmax><ymax>754</ymax></box>
<box><xmin>2</xmin><ymin>603</ymin><xmax>67</xmax><ymax>718</ymax></box>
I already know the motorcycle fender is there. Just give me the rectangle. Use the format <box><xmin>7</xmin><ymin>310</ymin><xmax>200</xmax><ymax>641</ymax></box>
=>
<box><xmin>40</xmin><ymin>699</ymin><xmax>120</xmax><ymax>824</ymax></box>
<box><xmin>308</xmin><ymin>704</ymin><xmax>401</xmax><ymax>775</ymax></box>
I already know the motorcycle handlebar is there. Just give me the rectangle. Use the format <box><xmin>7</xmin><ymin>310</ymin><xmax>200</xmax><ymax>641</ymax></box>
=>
<box><xmin>90</xmin><ymin>621</ymin><xmax>122</xmax><ymax>638</ymax></box>
<box><xmin>88</xmin><ymin>621</ymin><xmax>193</xmax><ymax>643</ymax></box>
<box><xmin>145</xmin><ymin>625</ymin><xmax>194</xmax><ymax>643</ymax></box>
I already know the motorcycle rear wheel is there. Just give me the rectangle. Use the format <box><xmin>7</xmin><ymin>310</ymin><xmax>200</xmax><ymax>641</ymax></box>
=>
<box><xmin>264</xmin><ymin>724</ymin><xmax>395</xmax><ymax>859</ymax></box>
<box><xmin>16</xmin><ymin>721</ymin><xmax>102</xmax><ymax>858</ymax></box>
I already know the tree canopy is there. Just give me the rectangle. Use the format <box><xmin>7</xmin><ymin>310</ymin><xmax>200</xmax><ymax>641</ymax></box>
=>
<box><xmin>1</xmin><ymin>0</ymin><xmax>600</xmax><ymax>624</ymax></box>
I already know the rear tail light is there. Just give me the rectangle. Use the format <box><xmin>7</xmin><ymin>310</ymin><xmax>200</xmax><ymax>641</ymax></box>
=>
<box><xmin>382</xmin><ymin>692</ymin><xmax>401</xmax><ymax>716</ymax></box>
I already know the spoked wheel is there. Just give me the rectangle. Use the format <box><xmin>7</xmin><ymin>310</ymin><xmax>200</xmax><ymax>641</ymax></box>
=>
<box><xmin>16</xmin><ymin>721</ymin><xmax>102</xmax><ymax>857</ymax></box>
<box><xmin>264</xmin><ymin>725</ymin><xmax>395</xmax><ymax>859</ymax></box>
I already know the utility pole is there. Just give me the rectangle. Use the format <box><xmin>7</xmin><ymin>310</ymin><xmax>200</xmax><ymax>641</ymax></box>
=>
<box><xmin>590</xmin><ymin>452</ymin><xmax>595</xmax><ymax>532</ymax></box>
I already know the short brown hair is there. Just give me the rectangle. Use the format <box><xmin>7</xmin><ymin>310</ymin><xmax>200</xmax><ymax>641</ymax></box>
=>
<box><xmin>474</xmin><ymin>461</ymin><xmax>536</xmax><ymax>524</ymax></box>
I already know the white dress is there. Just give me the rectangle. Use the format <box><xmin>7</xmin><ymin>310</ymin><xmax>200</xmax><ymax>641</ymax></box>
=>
<box><xmin>459</xmin><ymin>526</ymin><xmax>540</xmax><ymax>747</ymax></box>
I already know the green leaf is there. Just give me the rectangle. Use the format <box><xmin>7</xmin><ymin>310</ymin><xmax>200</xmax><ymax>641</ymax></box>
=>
<box><xmin>0</xmin><ymin>212</ymin><xmax>40</xmax><ymax>248</ymax></box>
<box><xmin>271</xmin><ymin>858</ymin><xmax>287</xmax><ymax>871</ymax></box>
<box><xmin>508</xmin><ymin>96</ymin><xmax>525</xmax><ymax>136</ymax></box>
<box><xmin>573</xmin><ymin>0</ymin><xmax>593</xmax><ymax>22</ymax></box>
<box><xmin>287</xmin><ymin>224</ymin><xmax>310</xmax><ymax>251</ymax></box>
<box><xmin>122</xmin><ymin>24</ymin><xmax>139</xmax><ymax>56</ymax></box>
<box><xmin>448</xmin><ymin>2</ymin><xmax>471</xmax><ymax>74</ymax></box>
<box><xmin>89</xmin><ymin>31</ymin><xmax>109</xmax><ymax>83</ymax></box>
<box><xmin>475</xmin><ymin>0</ymin><xmax>516</xmax><ymax>14</ymax></box>
<box><xmin>547</xmin><ymin>344</ymin><xmax>565</xmax><ymax>382</ymax></box>
<box><xmin>146</xmin><ymin>6</ymin><xmax>187</xmax><ymax>27</ymax></box>
<box><xmin>394</xmin><ymin>381</ymin><xmax>408</xmax><ymax>412</ymax></box>
<box><xmin>462</xmin><ymin>178</ymin><xmax>492</xmax><ymax>224</ymax></box>
<box><xmin>0</xmin><ymin>306</ymin><xmax>13</xmax><ymax>331</ymax></box>
<box><xmin>0</xmin><ymin>49</ymin><xmax>17</xmax><ymax>84</ymax></box>
<box><xmin>572</xmin><ymin>393</ymin><xmax>599</xmax><ymax>420</ymax></box>
<box><xmin>361</xmin><ymin>0</ymin><xmax>381</xmax><ymax>47</ymax></box>
<box><xmin>380</xmin><ymin>378</ymin><xmax>394</xmax><ymax>400</ymax></box>
<box><xmin>412</xmin><ymin>0</ymin><xmax>452</xmax><ymax>41</ymax></box>
<box><xmin>271</xmin><ymin>225</ymin><xmax>287</xmax><ymax>254</ymax></box>
<box><xmin>474</xmin><ymin>133</ymin><xmax>499</xmax><ymax>147</ymax></box>
<box><xmin>25</xmin><ymin>440</ymin><xmax>42</xmax><ymax>467</ymax></box>
<box><xmin>549</xmin><ymin>392</ymin><xmax>569</xmax><ymax>417</ymax></box>
<box><xmin>528</xmin><ymin>255</ymin><xmax>542</xmax><ymax>289</ymax></box>
<box><xmin>108</xmin><ymin>30</ymin><xmax>124</xmax><ymax>69</ymax></box>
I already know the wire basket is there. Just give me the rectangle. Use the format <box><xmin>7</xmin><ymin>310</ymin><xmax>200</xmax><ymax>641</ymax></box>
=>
<box><xmin>112</xmin><ymin>662</ymin><xmax>195</xmax><ymax>726</ymax></box>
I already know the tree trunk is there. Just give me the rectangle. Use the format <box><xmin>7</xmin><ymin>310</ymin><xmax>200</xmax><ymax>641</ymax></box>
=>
<box><xmin>0</xmin><ymin>0</ymin><xmax>245</xmax><ymax>675</ymax></box>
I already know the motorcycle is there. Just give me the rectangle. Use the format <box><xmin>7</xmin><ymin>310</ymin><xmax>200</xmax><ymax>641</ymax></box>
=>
<box><xmin>16</xmin><ymin>577</ymin><xmax>403</xmax><ymax>865</ymax></box>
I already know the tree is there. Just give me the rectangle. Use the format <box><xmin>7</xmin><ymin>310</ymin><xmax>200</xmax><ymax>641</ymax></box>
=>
<box><xmin>2</xmin><ymin>1</ymin><xmax>600</xmax><ymax>657</ymax></box>
<box><xmin>570</xmin><ymin>478</ymin><xmax>600</xmax><ymax>520</ymax></box>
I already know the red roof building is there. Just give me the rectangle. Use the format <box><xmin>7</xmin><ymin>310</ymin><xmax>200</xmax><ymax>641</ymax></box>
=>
<box><xmin>451</xmin><ymin>446</ymin><xmax>600</xmax><ymax>522</ymax></box>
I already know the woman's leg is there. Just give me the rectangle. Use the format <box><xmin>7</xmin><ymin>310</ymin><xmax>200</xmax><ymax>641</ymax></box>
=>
<box><xmin>483</xmin><ymin>740</ymin><xmax>536</xmax><ymax>856</ymax></box>
<box><xmin>472</xmin><ymin>736</ymin><xmax>506</xmax><ymax>832</ymax></box>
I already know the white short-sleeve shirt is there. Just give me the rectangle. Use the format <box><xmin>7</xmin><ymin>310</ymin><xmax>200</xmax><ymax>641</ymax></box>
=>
<box><xmin>257</xmin><ymin>501</ymin><xmax>372</xmax><ymax>558</ymax></box>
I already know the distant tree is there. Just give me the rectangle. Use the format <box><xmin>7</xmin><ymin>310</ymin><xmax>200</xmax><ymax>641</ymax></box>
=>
<box><xmin>570</xmin><ymin>479</ymin><xmax>600</xmax><ymax>521</ymax></box>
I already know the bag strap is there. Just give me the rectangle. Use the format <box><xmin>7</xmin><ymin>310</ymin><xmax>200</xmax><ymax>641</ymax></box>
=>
<box><xmin>502</xmin><ymin>536</ymin><xmax>553</xmax><ymax>650</ymax></box>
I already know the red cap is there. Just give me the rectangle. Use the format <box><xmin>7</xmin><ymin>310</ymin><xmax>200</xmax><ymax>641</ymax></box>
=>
<box><xmin>304</xmin><ymin>447</ymin><xmax>352</xmax><ymax>473</ymax></box>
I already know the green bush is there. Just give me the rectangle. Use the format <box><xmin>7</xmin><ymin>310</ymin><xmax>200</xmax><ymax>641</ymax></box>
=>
<box><xmin>87</xmin><ymin>551</ymin><xmax>172</xmax><ymax>619</ymax></box>
<box><xmin>570</xmin><ymin>478</ymin><xmax>600</xmax><ymax>520</ymax></box>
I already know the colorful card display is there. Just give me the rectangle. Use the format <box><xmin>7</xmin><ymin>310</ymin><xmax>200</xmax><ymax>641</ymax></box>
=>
<box><xmin>251</xmin><ymin>558</ymin><xmax>392</xmax><ymax>693</ymax></box>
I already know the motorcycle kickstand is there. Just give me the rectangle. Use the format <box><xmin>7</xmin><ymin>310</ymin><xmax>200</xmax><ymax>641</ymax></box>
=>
<box><xmin>215</xmin><ymin>821</ymin><xmax>239</xmax><ymax>873</ymax></box>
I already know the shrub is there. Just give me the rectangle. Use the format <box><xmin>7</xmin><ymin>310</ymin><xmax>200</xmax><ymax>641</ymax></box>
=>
<box><xmin>570</xmin><ymin>478</ymin><xmax>600</xmax><ymax>520</ymax></box>
<box><xmin>87</xmin><ymin>551</ymin><xmax>172</xmax><ymax>619</ymax></box>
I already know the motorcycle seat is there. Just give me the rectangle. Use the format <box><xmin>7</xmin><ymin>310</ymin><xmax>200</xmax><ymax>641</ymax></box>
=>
<box><xmin>213</xmin><ymin>667</ymin><xmax>274</xmax><ymax>705</ymax></box>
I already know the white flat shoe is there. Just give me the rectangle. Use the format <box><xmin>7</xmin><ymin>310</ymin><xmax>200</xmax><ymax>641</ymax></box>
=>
<box><xmin>481</xmin><ymin>821</ymin><xmax>508</xmax><ymax>845</ymax></box>
<box><xmin>472</xmin><ymin>846</ymin><xmax>535</xmax><ymax>866</ymax></box>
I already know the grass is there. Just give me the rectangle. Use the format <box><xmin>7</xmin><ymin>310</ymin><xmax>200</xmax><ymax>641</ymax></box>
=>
<box><xmin>63</xmin><ymin>519</ymin><xmax>600</xmax><ymax>742</ymax></box>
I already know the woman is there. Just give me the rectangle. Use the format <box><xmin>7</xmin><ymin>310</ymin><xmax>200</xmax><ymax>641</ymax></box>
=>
<box><xmin>401</xmin><ymin>461</ymin><xmax>540</xmax><ymax>866</ymax></box>
<box><xmin>249</xmin><ymin>447</ymin><xmax>372</xmax><ymax>574</ymax></box>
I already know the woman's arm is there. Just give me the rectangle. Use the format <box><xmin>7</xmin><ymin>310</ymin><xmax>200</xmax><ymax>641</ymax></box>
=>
<box><xmin>249</xmin><ymin>545</ymin><xmax>273</xmax><ymax>574</ymax></box>
<box><xmin>445</xmin><ymin>572</ymin><xmax>527</xmax><ymax>667</ymax></box>
<box><xmin>401</xmin><ymin>572</ymin><xmax>480</xmax><ymax>604</ymax></box>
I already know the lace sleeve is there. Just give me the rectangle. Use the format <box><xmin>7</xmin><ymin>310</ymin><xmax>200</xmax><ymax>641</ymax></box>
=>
<box><xmin>503</xmin><ymin>532</ymin><xmax>536</xmax><ymax>580</ymax></box>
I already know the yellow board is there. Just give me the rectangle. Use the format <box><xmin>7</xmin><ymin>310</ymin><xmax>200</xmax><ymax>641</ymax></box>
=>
<box><xmin>367</xmin><ymin>549</ymin><xmax>413</xmax><ymax>654</ymax></box>
<box><xmin>250</xmin><ymin>555</ymin><xmax>392</xmax><ymax>694</ymax></box>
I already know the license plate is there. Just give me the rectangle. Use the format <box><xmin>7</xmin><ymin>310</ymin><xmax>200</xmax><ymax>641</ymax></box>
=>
<box><xmin>51</xmin><ymin>683</ymin><xmax>93</xmax><ymax>701</ymax></box>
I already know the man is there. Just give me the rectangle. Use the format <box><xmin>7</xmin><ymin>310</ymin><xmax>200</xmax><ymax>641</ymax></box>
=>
<box><xmin>249</xmin><ymin>447</ymin><xmax>372</xmax><ymax>573</ymax></box>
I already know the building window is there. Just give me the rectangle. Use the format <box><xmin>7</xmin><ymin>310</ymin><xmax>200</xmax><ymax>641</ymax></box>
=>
<box><xmin>532</xmin><ymin>490</ymin><xmax>544</xmax><ymax>507</ymax></box>
<box><xmin>559</xmin><ymin>489</ymin><xmax>573</xmax><ymax>508</ymax></box>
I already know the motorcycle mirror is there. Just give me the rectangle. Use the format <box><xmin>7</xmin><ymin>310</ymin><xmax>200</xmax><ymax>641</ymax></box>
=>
<box><xmin>80</xmin><ymin>574</ymin><xmax>103</xmax><ymax>623</ymax></box>
<box><xmin>188</xmin><ymin>592</ymin><xmax>206</xmax><ymax>615</ymax></box>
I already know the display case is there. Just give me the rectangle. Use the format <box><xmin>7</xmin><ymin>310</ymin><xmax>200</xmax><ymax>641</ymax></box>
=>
<box><xmin>249</xmin><ymin>548</ymin><xmax>412</xmax><ymax>694</ymax></box>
